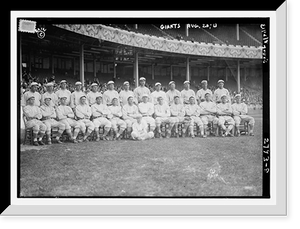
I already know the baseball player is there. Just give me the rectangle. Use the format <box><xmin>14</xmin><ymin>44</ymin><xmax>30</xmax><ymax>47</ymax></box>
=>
<box><xmin>170</xmin><ymin>95</ymin><xmax>189</xmax><ymax>138</ymax></box>
<box><xmin>55</xmin><ymin>80</ymin><xmax>71</xmax><ymax>106</ymax></box>
<box><xmin>213</xmin><ymin>79</ymin><xmax>231</xmax><ymax>103</ymax></box>
<box><xmin>102</xmin><ymin>81</ymin><xmax>119</xmax><ymax>106</ymax></box>
<box><xmin>91</xmin><ymin>94</ymin><xmax>112</xmax><ymax>141</ymax></box>
<box><xmin>75</xmin><ymin>95</ymin><xmax>95</xmax><ymax>142</ymax></box>
<box><xmin>119</xmin><ymin>81</ymin><xmax>135</xmax><ymax>106</ymax></box>
<box><xmin>133</xmin><ymin>77</ymin><xmax>151</xmax><ymax>103</ymax></box>
<box><xmin>166</xmin><ymin>81</ymin><xmax>182</xmax><ymax>106</ymax></box>
<box><xmin>41</xmin><ymin>82</ymin><xmax>59</xmax><ymax>108</ymax></box>
<box><xmin>231</xmin><ymin>94</ymin><xmax>255</xmax><ymax>136</ymax></box>
<box><xmin>87</xmin><ymin>83</ymin><xmax>101</xmax><ymax>106</ymax></box>
<box><xmin>181</xmin><ymin>81</ymin><xmax>196</xmax><ymax>105</ymax></box>
<box><xmin>122</xmin><ymin>95</ymin><xmax>140</xmax><ymax>139</ymax></box>
<box><xmin>138</xmin><ymin>94</ymin><xmax>156</xmax><ymax>132</ymax></box>
<box><xmin>151</xmin><ymin>82</ymin><xmax>167</xmax><ymax>106</ymax></box>
<box><xmin>131</xmin><ymin>114</ymin><xmax>154</xmax><ymax>141</ymax></box>
<box><xmin>185</xmin><ymin>96</ymin><xmax>204</xmax><ymax>138</ymax></box>
<box><xmin>23</xmin><ymin>96</ymin><xmax>47</xmax><ymax>146</ymax></box>
<box><xmin>154</xmin><ymin>96</ymin><xmax>175</xmax><ymax>138</ymax></box>
<box><xmin>21</xmin><ymin>82</ymin><xmax>41</xmax><ymax>107</ymax></box>
<box><xmin>108</xmin><ymin>98</ymin><xmax>126</xmax><ymax>140</ymax></box>
<box><xmin>199</xmin><ymin>92</ymin><xmax>219</xmax><ymax>137</ymax></box>
<box><xmin>216</xmin><ymin>94</ymin><xmax>235</xmax><ymax>137</ymax></box>
<box><xmin>70</xmin><ymin>82</ymin><xmax>87</xmax><ymax>109</ymax></box>
<box><xmin>40</xmin><ymin>96</ymin><xmax>66</xmax><ymax>144</ymax></box>
<box><xmin>56</xmin><ymin>96</ymin><xmax>81</xmax><ymax>143</ymax></box>
<box><xmin>196</xmin><ymin>80</ymin><xmax>213</xmax><ymax>104</ymax></box>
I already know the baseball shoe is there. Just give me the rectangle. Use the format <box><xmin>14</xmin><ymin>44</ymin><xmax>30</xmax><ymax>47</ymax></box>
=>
<box><xmin>203</xmin><ymin>134</ymin><xmax>207</xmax><ymax>138</ymax></box>
<box><xmin>33</xmin><ymin>141</ymin><xmax>39</xmax><ymax>146</ymax></box>
<box><xmin>46</xmin><ymin>140</ymin><xmax>51</xmax><ymax>145</ymax></box>
<box><xmin>191</xmin><ymin>134</ymin><xmax>195</xmax><ymax>138</ymax></box>
<box><xmin>95</xmin><ymin>137</ymin><xmax>100</xmax><ymax>142</ymax></box>
<box><xmin>54</xmin><ymin>138</ymin><xmax>63</xmax><ymax>144</ymax></box>
<box><xmin>236</xmin><ymin>132</ymin><xmax>241</xmax><ymax>137</ymax></box>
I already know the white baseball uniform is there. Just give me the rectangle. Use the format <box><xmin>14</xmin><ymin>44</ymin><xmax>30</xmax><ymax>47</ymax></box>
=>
<box><xmin>70</xmin><ymin>90</ymin><xmax>87</xmax><ymax>109</ymax></box>
<box><xmin>23</xmin><ymin>105</ymin><xmax>46</xmax><ymax>134</ymax></box>
<box><xmin>199</xmin><ymin>101</ymin><xmax>219</xmax><ymax>125</ymax></box>
<box><xmin>196</xmin><ymin>88</ymin><xmax>213</xmax><ymax>103</ymax></box>
<box><xmin>56</xmin><ymin>105</ymin><xmax>81</xmax><ymax>130</ymax></box>
<box><xmin>166</xmin><ymin>89</ymin><xmax>181</xmax><ymax>105</ymax></box>
<box><xmin>231</xmin><ymin>102</ymin><xmax>255</xmax><ymax>126</ymax></box>
<box><xmin>75</xmin><ymin>104</ymin><xmax>95</xmax><ymax>132</ymax></box>
<box><xmin>55</xmin><ymin>89</ymin><xmax>71</xmax><ymax>105</ymax></box>
<box><xmin>91</xmin><ymin>103</ymin><xmax>112</xmax><ymax>129</ymax></box>
<box><xmin>213</xmin><ymin>88</ymin><xmax>231</xmax><ymax>103</ymax></box>
<box><xmin>103</xmin><ymin>89</ymin><xmax>119</xmax><ymax>106</ymax></box>
<box><xmin>41</xmin><ymin>92</ymin><xmax>59</xmax><ymax>107</ymax></box>
<box><xmin>134</xmin><ymin>86</ymin><xmax>151</xmax><ymax>103</ymax></box>
<box><xmin>185</xmin><ymin>104</ymin><xmax>203</xmax><ymax>127</ymax></box>
<box><xmin>138</xmin><ymin>102</ymin><xmax>155</xmax><ymax>129</ymax></box>
<box><xmin>40</xmin><ymin>104</ymin><xmax>65</xmax><ymax>134</ymax></box>
<box><xmin>154</xmin><ymin>103</ymin><xmax>175</xmax><ymax>126</ymax></box>
<box><xmin>216</xmin><ymin>102</ymin><xmax>235</xmax><ymax>126</ymax></box>
<box><xmin>119</xmin><ymin>90</ymin><xmax>135</xmax><ymax>106</ymax></box>
<box><xmin>131</xmin><ymin>119</ymin><xmax>154</xmax><ymax>140</ymax></box>
<box><xmin>108</xmin><ymin>105</ymin><xmax>126</xmax><ymax>131</ymax></box>
<box><xmin>22</xmin><ymin>91</ymin><xmax>41</xmax><ymax>107</ymax></box>
<box><xmin>151</xmin><ymin>90</ymin><xmax>167</xmax><ymax>105</ymax></box>
<box><xmin>87</xmin><ymin>91</ymin><xmax>102</xmax><ymax>106</ymax></box>
<box><xmin>181</xmin><ymin>89</ymin><xmax>196</xmax><ymax>105</ymax></box>
<box><xmin>122</xmin><ymin>103</ymin><xmax>139</xmax><ymax>128</ymax></box>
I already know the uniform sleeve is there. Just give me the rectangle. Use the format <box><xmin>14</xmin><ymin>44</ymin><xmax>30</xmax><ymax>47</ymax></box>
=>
<box><xmin>91</xmin><ymin>105</ymin><xmax>100</xmax><ymax>117</ymax></box>
<box><xmin>75</xmin><ymin>106</ymin><xmax>84</xmax><ymax>119</ymax></box>
<box><xmin>165</xmin><ymin>105</ymin><xmax>171</xmax><ymax>117</ymax></box>
<box><xmin>231</xmin><ymin>104</ymin><xmax>239</xmax><ymax>116</ymax></box>
<box><xmin>226</xmin><ymin>104</ymin><xmax>233</xmax><ymax>113</ymax></box>
<box><xmin>122</xmin><ymin>106</ymin><xmax>129</xmax><ymax>119</ymax></box>
<box><xmin>50</xmin><ymin>107</ymin><xmax>56</xmax><ymax>119</ymax></box>
<box><xmin>241</xmin><ymin>103</ymin><xmax>248</xmax><ymax>115</ymax></box>
<box><xmin>21</xmin><ymin>93</ymin><xmax>27</xmax><ymax>107</ymax></box>
<box><xmin>185</xmin><ymin>106</ymin><xmax>192</xmax><ymax>116</ymax></box>
<box><xmin>195</xmin><ymin>105</ymin><xmax>201</xmax><ymax>116</ymax></box>
<box><xmin>102</xmin><ymin>92</ymin><xmax>109</xmax><ymax>105</ymax></box>
<box><xmin>179</xmin><ymin>106</ymin><xmax>186</xmax><ymax>117</ymax></box>
<box><xmin>40</xmin><ymin>106</ymin><xmax>49</xmax><ymax>117</ymax></box>
<box><xmin>70</xmin><ymin>93</ymin><xmax>76</xmax><ymax>109</ymax></box>
<box><xmin>23</xmin><ymin>106</ymin><xmax>31</xmax><ymax>118</ymax></box>
<box><xmin>148</xmin><ymin>103</ymin><xmax>154</xmax><ymax>116</ymax></box>
<box><xmin>170</xmin><ymin>105</ymin><xmax>178</xmax><ymax>116</ymax></box>
<box><xmin>66</xmin><ymin>107</ymin><xmax>75</xmax><ymax>118</ymax></box>
<box><xmin>56</xmin><ymin>107</ymin><xmax>67</xmax><ymax>120</ymax></box>
<box><xmin>154</xmin><ymin>105</ymin><xmax>163</xmax><ymax>117</ymax></box>
<box><xmin>86</xmin><ymin>106</ymin><xmax>92</xmax><ymax>117</ymax></box>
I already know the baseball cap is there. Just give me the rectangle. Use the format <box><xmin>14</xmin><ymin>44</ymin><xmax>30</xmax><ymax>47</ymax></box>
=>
<box><xmin>127</xmin><ymin>95</ymin><xmax>134</xmax><ymax>100</ymax></box>
<box><xmin>45</xmin><ymin>82</ymin><xmax>54</xmax><ymax>87</ymax></box>
<box><xmin>155</xmin><ymin>82</ymin><xmax>161</xmax><ymax>87</ymax></box>
<box><xmin>60</xmin><ymin>80</ymin><xmax>67</xmax><ymax>84</ymax></box>
<box><xmin>183</xmin><ymin>80</ymin><xmax>190</xmax><ymax>84</ymax></box>
<box><xmin>218</xmin><ymin>79</ymin><xmax>225</xmax><ymax>84</ymax></box>
<box><xmin>205</xmin><ymin>92</ymin><xmax>212</xmax><ymax>96</ymax></box>
<box><xmin>91</xmin><ymin>83</ymin><xmax>98</xmax><ymax>87</ymax></box>
<box><xmin>139</xmin><ymin>77</ymin><xmax>146</xmax><ymax>81</ymax></box>
<box><xmin>169</xmin><ymin>81</ymin><xmax>175</xmax><ymax>85</ymax></box>
<box><xmin>29</xmin><ymin>82</ymin><xmax>38</xmax><ymax>87</ymax></box>
<box><xmin>80</xmin><ymin>95</ymin><xmax>86</xmax><ymax>99</ymax></box>
<box><xmin>221</xmin><ymin>94</ymin><xmax>227</xmax><ymax>98</ymax></box>
<box><xmin>107</xmin><ymin>81</ymin><xmax>114</xmax><ymax>85</ymax></box>
<box><xmin>59</xmin><ymin>96</ymin><xmax>67</xmax><ymax>99</ymax></box>
<box><xmin>123</xmin><ymin>81</ymin><xmax>130</xmax><ymax>85</ymax></box>
<box><xmin>44</xmin><ymin>95</ymin><xmax>52</xmax><ymax>100</ymax></box>
<box><xmin>201</xmin><ymin>80</ymin><xmax>208</xmax><ymax>84</ymax></box>
<box><xmin>75</xmin><ymin>81</ymin><xmax>82</xmax><ymax>86</ymax></box>
<box><xmin>142</xmin><ymin>94</ymin><xmax>149</xmax><ymax>98</ymax></box>
<box><xmin>27</xmin><ymin>96</ymin><xmax>35</xmax><ymax>101</ymax></box>
<box><xmin>235</xmin><ymin>94</ymin><xmax>241</xmax><ymax>98</ymax></box>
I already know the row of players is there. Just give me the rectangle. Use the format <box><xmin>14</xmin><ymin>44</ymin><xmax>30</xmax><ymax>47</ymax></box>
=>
<box><xmin>21</xmin><ymin>77</ymin><xmax>234</xmax><ymax>108</ymax></box>
<box><xmin>23</xmin><ymin>85</ymin><xmax>255</xmax><ymax>146</ymax></box>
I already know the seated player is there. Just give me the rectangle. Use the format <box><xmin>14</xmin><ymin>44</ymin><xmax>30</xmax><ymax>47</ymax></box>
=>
<box><xmin>154</xmin><ymin>96</ymin><xmax>175</xmax><ymax>138</ymax></box>
<box><xmin>87</xmin><ymin>82</ymin><xmax>101</xmax><ymax>106</ymax></box>
<box><xmin>23</xmin><ymin>96</ymin><xmax>47</xmax><ymax>146</ymax></box>
<box><xmin>231</xmin><ymin>94</ymin><xmax>255</xmax><ymax>136</ymax></box>
<box><xmin>170</xmin><ymin>95</ymin><xmax>190</xmax><ymax>138</ymax></box>
<box><xmin>122</xmin><ymin>96</ymin><xmax>140</xmax><ymax>139</ymax></box>
<box><xmin>137</xmin><ymin>94</ymin><xmax>156</xmax><ymax>132</ymax></box>
<box><xmin>184</xmin><ymin>96</ymin><xmax>204</xmax><ymax>138</ymax></box>
<box><xmin>75</xmin><ymin>95</ymin><xmax>95</xmax><ymax>142</ymax></box>
<box><xmin>40</xmin><ymin>96</ymin><xmax>66</xmax><ymax>144</ymax></box>
<box><xmin>216</xmin><ymin>94</ymin><xmax>235</xmax><ymax>137</ymax></box>
<box><xmin>199</xmin><ymin>92</ymin><xmax>219</xmax><ymax>137</ymax></box>
<box><xmin>131</xmin><ymin>114</ymin><xmax>154</xmax><ymax>141</ymax></box>
<box><xmin>56</xmin><ymin>96</ymin><xmax>81</xmax><ymax>143</ymax></box>
<box><xmin>108</xmin><ymin>98</ymin><xmax>126</xmax><ymax>140</ymax></box>
<box><xmin>91</xmin><ymin>94</ymin><xmax>112</xmax><ymax>141</ymax></box>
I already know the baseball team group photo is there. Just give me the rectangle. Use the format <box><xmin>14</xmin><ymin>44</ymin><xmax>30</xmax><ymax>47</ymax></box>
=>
<box><xmin>18</xmin><ymin>20</ymin><xmax>266</xmax><ymax>197</ymax></box>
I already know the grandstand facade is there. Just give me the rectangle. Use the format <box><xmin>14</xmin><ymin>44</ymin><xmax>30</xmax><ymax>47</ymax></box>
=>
<box><xmin>19</xmin><ymin>22</ymin><xmax>263</xmax><ymax>93</ymax></box>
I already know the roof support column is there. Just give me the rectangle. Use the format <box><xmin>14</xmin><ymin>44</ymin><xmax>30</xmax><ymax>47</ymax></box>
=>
<box><xmin>207</xmin><ymin>66</ymin><xmax>210</xmax><ymax>82</ymax></box>
<box><xmin>134</xmin><ymin>52</ymin><xmax>139</xmax><ymax>88</ymax></box>
<box><xmin>237</xmin><ymin>60</ymin><xmax>241</xmax><ymax>93</ymax></box>
<box><xmin>151</xmin><ymin>64</ymin><xmax>155</xmax><ymax>80</ymax></box>
<box><xmin>170</xmin><ymin>65</ymin><xmax>173</xmax><ymax>81</ymax></box>
<box><xmin>80</xmin><ymin>44</ymin><xmax>85</xmax><ymax>85</ymax></box>
<box><xmin>93</xmin><ymin>57</ymin><xmax>97</xmax><ymax>78</ymax></box>
<box><xmin>225</xmin><ymin>67</ymin><xmax>228</xmax><ymax>82</ymax></box>
<box><xmin>186</xmin><ymin>57</ymin><xmax>190</xmax><ymax>82</ymax></box>
<box><xmin>113</xmin><ymin>62</ymin><xmax>117</xmax><ymax>79</ymax></box>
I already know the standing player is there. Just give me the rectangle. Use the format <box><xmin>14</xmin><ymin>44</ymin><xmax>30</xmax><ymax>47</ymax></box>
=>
<box><xmin>91</xmin><ymin>94</ymin><xmax>112</xmax><ymax>141</ymax></box>
<box><xmin>170</xmin><ymin>96</ymin><xmax>189</xmax><ymax>138</ymax></box>
<box><xmin>199</xmin><ymin>92</ymin><xmax>219</xmax><ymax>137</ymax></box>
<box><xmin>87</xmin><ymin>82</ymin><xmax>101</xmax><ymax>106</ymax></box>
<box><xmin>40</xmin><ymin>96</ymin><xmax>66</xmax><ymax>144</ymax></box>
<box><xmin>55</xmin><ymin>80</ymin><xmax>71</xmax><ymax>106</ymax></box>
<box><xmin>23</xmin><ymin>96</ymin><xmax>47</xmax><ymax>146</ymax></box>
<box><xmin>185</xmin><ymin>96</ymin><xmax>204</xmax><ymax>138</ymax></box>
<box><xmin>56</xmin><ymin>96</ymin><xmax>81</xmax><ymax>143</ymax></box>
<box><xmin>231</xmin><ymin>94</ymin><xmax>255</xmax><ymax>136</ymax></box>
<box><xmin>166</xmin><ymin>81</ymin><xmax>181</xmax><ymax>106</ymax></box>
<box><xmin>131</xmin><ymin>114</ymin><xmax>154</xmax><ymax>141</ymax></box>
<box><xmin>122</xmin><ymin>96</ymin><xmax>140</xmax><ymax>139</ymax></box>
<box><xmin>41</xmin><ymin>82</ymin><xmax>59</xmax><ymax>107</ymax></box>
<box><xmin>213</xmin><ymin>79</ymin><xmax>231</xmax><ymax>103</ymax></box>
<box><xmin>151</xmin><ymin>82</ymin><xmax>167</xmax><ymax>106</ymax></box>
<box><xmin>133</xmin><ymin>77</ymin><xmax>151</xmax><ymax>103</ymax></box>
<box><xmin>21</xmin><ymin>82</ymin><xmax>41</xmax><ymax>107</ymax></box>
<box><xmin>102</xmin><ymin>81</ymin><xmax>119</xmax><ymax>106</ymax></box>
<box><xmin>216</xmin><ymin>94</ymin><xmax>235</xmax><ymax>137</ymax></box>
<box><xmin>75</xmin><ymin>95</ymin><xmax>95</xmax><ymax>142</ymax></box>
<box><xmin>108</xmin><ymin>98</ymin><xmax>126</xmax><ymax>140</ymax></box>
<box><xmin>70</xmin><ymin>81</ymin><xmax>87</xmax><ymax>109</ymax></box>
<box><xmin>138</xmin><ymin>94</ymin><xmax>156</xmax><ymax>132</ymax></box>
<box><xmin>119</xmin><ymin>81</ymin><xmax>135</xmax><ymax>106</ymax></box>
<box><xmin>181</xmin><ymin>81</ymin><xmax>196</xmax><ymax>105</ymax></box>
<box><xmin>196</xmin><ymin>80</ymin><xmax>213</xmax><ymax>104</ymax></box>
<box><xmin>154</xmin><ymin>96</ymin><xmax>175</xmax><ymax>138</ymax></box>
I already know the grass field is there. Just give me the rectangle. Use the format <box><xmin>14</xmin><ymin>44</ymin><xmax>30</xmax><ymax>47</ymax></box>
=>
<box><xmin>20</xmin><ymin>109</ymin><xmax>263</xmax><ymax>197</ymax></box>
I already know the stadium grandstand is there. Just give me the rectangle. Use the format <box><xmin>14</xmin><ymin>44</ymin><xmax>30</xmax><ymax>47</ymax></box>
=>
<box><xmin>19</xmin><ymin>22</ymin><xmax>263</xmax><ymax>106</ymax></box>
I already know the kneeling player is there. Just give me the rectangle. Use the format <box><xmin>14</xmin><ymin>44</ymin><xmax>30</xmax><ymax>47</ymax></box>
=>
<box><xmin>91</xmin><ymin>94</ymin><xmax>112</xmax><ymax>141</ymax></box>
<box><xmin>231</xmin><ymin>94</ymin><xmax>255</xmax><ymax>136</ymax></box>
<box><xmin>131</xmin><ymin>114</ymin><xmax>154</xmax><ymax>141</ymax></box>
